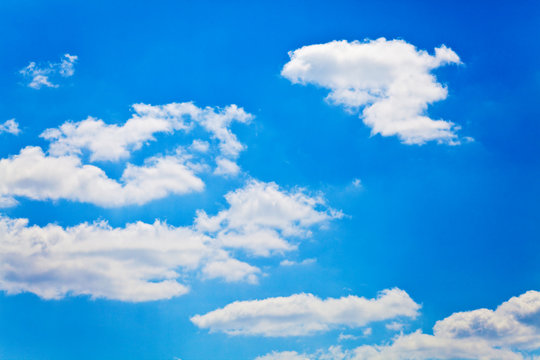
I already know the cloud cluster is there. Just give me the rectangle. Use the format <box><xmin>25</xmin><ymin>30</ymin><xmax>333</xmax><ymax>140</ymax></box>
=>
<box><xmin>41</xmin><ymin>102</ymin><xmax>252</xmax><ymax>164</ymax></box>
<box><xmin>0</xmin><ymin>146</ymin><xmax>204</xmax><ymax>208</ymax></box>
<box><xmin>191</xmin><ymin>288</ymin><xmax>420</xmax><ymax>336</ymax></box>
<box><xmin>195</xmin><ymin>181</ymin><xmax>341</xmax><ymax>256</ymax></box>
<box><xmin>255</xmin><ymin>291</ymin><xmax>540</xmax><ymax>359</ymax></box>
<box><xmin>282</xmin><ymin>38</ymin><xmax>462</xmax><ymax>145</ymax></box>
<box><xmin>0</xmin><ymin>119</ymin><xmax>20</xmax><ymax>135</ymax></box>
<box><xmin>0</xmin><ymin>181</ymin><xmax>337</xmax><ymax>301</ymax></box>
<box><xmin>20</xmin><ymin>54</ymin><xmax>77</xmax><ymax>89</ymax></box>
<box><xmin>0</xmin><ymin>101</ymin><xmax>257</xmax><ymax>208</ymax></box>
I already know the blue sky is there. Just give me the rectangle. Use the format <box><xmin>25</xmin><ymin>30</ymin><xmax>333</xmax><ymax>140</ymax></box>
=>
<box><xmin>0</xmin><ymin>0</ymin><xmax>539</xmax><ymax>359</ymax></box>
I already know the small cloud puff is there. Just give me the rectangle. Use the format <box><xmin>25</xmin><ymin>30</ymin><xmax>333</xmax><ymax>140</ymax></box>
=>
<box><xmin>0</xmin><ymin>119</ymin><xmax>20</xmax><ymax>135</ymax></box>
<box><xmin>20</xmin><ymin>53</ymin><xmax>77</xmax><ymax>89</ymax></box>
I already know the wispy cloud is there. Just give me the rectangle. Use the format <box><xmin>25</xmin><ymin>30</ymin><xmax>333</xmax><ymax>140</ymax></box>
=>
<box><xmin>41</xmin><ymin>101</ymin><xmax>252</xmax><ymax>176</ymax></box>
<box><xmin>20</xmin><ymin>53</ymin><xmax>77</xmax><ymax>89</ymax></box>
<box><xmin>0</xmin><ymin>119</ymin><xmax>20</xmax><ymax>135</ymax></box>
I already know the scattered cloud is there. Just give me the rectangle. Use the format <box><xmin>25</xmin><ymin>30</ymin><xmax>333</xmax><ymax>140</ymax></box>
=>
<box><xmin>195</xmin><ymin>180</ymin><xmax>341</xmax><ymax>256</ymax></box>
<box><xmin>255</xmin><ymin>351</ymin><xmax>310</xmax><ymax>360</ymax></box>
<box><xmin>0</xmin><ymin>216</ymin><xmax>239</xmax><ymax>301</ymax></box>
<box><xmin>282</xmin><ymin>38</ymin><xmax>463</xmax><ymax>145</ymax></box>
<box><xmin>255</xmin><ymin>291</ymin><xmax>540</xmax><ymax>359</ymax></box>
<box><xmin>385</xmin><ymin>322</ymin><xmax>405</xmax><ymax>331</ymax></box>
<box><xmin>338</xmin><ymin>333</ymin><xmax>360</xmax><ymax>341</ymax></box>
<box><xmin>433</xmin><ymin>290</ymin><xmax>540</xmax><ymax>350</ymax></box>
<box><xmin>256</xmin><ymin>351</ymin><xmax>310</xmax><ymax>360</ymax></box>
<box><xmin>0</xmin><ymin>119</ymin><xmax>20</xmax><ymax>135</ymax></box>
<box><xmin>351</xmin><ymin>178</ymin><xmax>362</xmax><ymax>188</ymax></box>
<box><xmin>190</xmin><ymin>139</ymin><xmax>210</xmax><ymax>153</ymax></box>
<box><xmin>41</xmin><ymin>102</ymin><xmax>252</xmax><ymax>175</ymax></box>
<box><xmin>280</xmin><ymin>258</ymin><xmax>316</xmax><ymax>266</ymax></box>
<box><xmin>214</xmin><ymin>157</ymin><xmax>241</xmax><ymax>176</ymax></box>
<box><xmin>0</xmin><ymin>146</ymin><xmax>204</xmax><ymax>208</ymax></box>
<box><xmin>191</xmin><ymin>288</ymin><xmax>420</xmax><ymax>336</ymax></box>
<box><xmin>0</xmin><ymin>181</ymin><xmax>338</xmax><ymax>301</ymax></box>
<box><xmin>20</xmin><ymin>54</ymin><xmax>77</xmax><ymax>89</ymax></box>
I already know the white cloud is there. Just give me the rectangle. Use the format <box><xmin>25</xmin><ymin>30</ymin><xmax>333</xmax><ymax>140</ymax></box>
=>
<box><xmin>256</xmin><ymin>291</ymin><xmax>540</xmax><ymax>360</ymax></box>
<box><xmin>282</xmin><ymin>38</ymin><xmax>463</xmax><ymax>145</ymax></box>
<box><xmin>195</xmin><ymin>103</ymin><xmax>253</xmax><ymax>158</ymax></box>
<box><xmin>0</xmin><ymin>216</ymin><xmax>254</xmax><ymax>302</ymax></box>
<box><xmin>385</xmin><ymin>321</ymin><xmax>405</xmax><ymax>331</ymax></box>
<box><xmin>20</xmin><ymin>54</ymin><xmax>77</xmax><ymax>89</ymax></box>
<box><xmin>214</xmin><ymin>157</ymin><xmax>241</xmax><ymax>176</ymax></box>
<box><xmin>351</xmin><ymin>179</ymin><xmax>362</xmax><ymax>188</ymax></box>
<box><xmin>194</xmin><ymin>180</ymin><xmax>341</xmax><ymax>256</ymax></box>
<box><xmin>0</xmin><ymin>146</ymin><xmax>204</xmax><ymax>207</ymax></box>
<box><xmin>255</xmin><ymin>351</ymin><xmax>310</xmax><ymax>360</ymax></box>
<box><xmin>0</xmin><ymin>119</ymin><xmax>20</xmax><ymax>135</ymax></box>
<box><xmin>261</xmin><ymin>336</ymin><xmax>523</xmax><ymax>360</ymax></box>
<box><xmin>0</xmin><ymin>180</ymin><xmax>338</xmax><ymax>301</ymax></box>
<box><xmin>190</xmin><ymin>139</ymin><xmax>210</xmax><ymax>153</ymax></box>
<box><xmin>191</xmin><ymin>288</ymin><xmax>420</xmax><ymax>336</ymax></box>
<box><xmin>338</xmin><ymin>333</ymin><xmax>360</xmax><ymax>341</ymax></box>
<box><xmin>350</xmin><ymin>332</ymin><xmax>523</xmax><ymax>360</ymax></box>
<box><xmin>433</xmin><ymin>290</ymin><xmax>540</xmax><ymax>350</ymax></box>
<box><xmin>280</xmin><ymin>258</ymin><xmax>316</xmax><ymax>266</ymax></box>
<box><xmin>41</xmin><ymin>102</ymin><xmax>252</xmax><ymax>175</ymax></box>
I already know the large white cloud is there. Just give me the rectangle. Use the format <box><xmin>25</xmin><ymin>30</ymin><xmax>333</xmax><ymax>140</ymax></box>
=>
<box><xmin>20</xmin><ymin>54</ymin><xmax>77</xmax><ymax>89</ymax></box>
<box><xmin>282</xmin><ymin>38</ymin><xmax>462</xmax><ymax>145</ymax></box>
<box><xmin>0</xmin><ymin>180</ymin><xmax>337</xmax><ymax>301</ymax></box>
<box><xmin>41</xmin><ymin>102</ymin><xmax>252</xmax><ymax>165</ymax></box>
<box><xmin>0</xmin><ymin>146</ymin><xmax>204</xmax><ymax>207</ymax></box>
<box><xmin>194</xmin><ymin>180</ymin><xmax>342</xmax><ymax>256</ymax></box>
<box><xmin>433</xmin><ymin>290</ymin><xmax>540</xmax><ymax>350</ymax></box>
<box><xmin>255</xmin><ymin>291</ymin><xmax>540</xmax><ymax>360</ymax></box>
<box><xmin>191</xmin><ymin>288</ymin><xmax>420</xmax><ymax>336</ymax></box>
<box><xmin>0</xmin><ymin>216</ymin><xmax>242</xmax><ymax>301</ymax></box>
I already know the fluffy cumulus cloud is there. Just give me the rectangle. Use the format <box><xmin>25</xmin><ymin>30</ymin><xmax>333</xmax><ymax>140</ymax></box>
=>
<box><xmin>433</xmin><ymin>290</ymin><xmax>540</xmax><ymax>350</ymax></box>
<box><xmin>0</xmin><ymin>181</ymin><xmax>337</xmax><ymax>301</ymax></box>
<box><xmin>194</xmin><ymin>180</ymin><xmax>342</xmax><ymax>256</ymax></box>
<box><xmin>0</xmin><ymin>119</ymin><xmax>20</xmax><ymax>135</ymax></box>
<box><xmin>282</xmin><ymin>38</ymin><xmax>462</xmax><ymax>145</ymax></box>
<box><xmin>190</xmin><ymin>288</ymin><xmax>420</xmax><ymax>336</ymax></box>
<box><xmin>0</xmin><ymin>146</ymin><xmax>204</xmax><ymax>208</ymax></box>
<box><xmin>20</xmin><ymin>54</ymin><xmax>77</xmax><ymax>89</ymax></box>
<box><xmin>0</xmin><ymin>216</ymin><xmax>238</xmax><ymax>301</ymax></box>
<box><xmin>41</xmin><ymin>102</ymin><xmax>252</xmax><ymax>175</ymax></box>
<box><xmin>255</xmin><ymin>291</ymin><xmax>540</xmax><ymax>360</ymax></box>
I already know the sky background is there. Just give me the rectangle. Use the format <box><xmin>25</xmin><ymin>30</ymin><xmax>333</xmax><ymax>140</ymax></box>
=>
<box><xmin>0</xmin><ymin>0</ymin><xmax>539</xmax><ymax>359</ymax></box>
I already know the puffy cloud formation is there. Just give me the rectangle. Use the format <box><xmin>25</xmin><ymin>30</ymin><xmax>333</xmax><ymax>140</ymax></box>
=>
<box><xmin>0</xmin><ymin>180</ymin><xmax>337</xmax><ymax>301</ymax></box>
<box><xmin>0</xmin><ymin>216</ymin><xmax>245</xmax><ymax>301</ymax></box>
<box><xmin>0</xmin><ymin>146</ymin><xmax>204</xmax><ymax>208</ymax></box>
<box><xmin>0</xmin><ymin>119</ymin><xmax>20</xmax><ymax>135</ymax></box>
<box><xmin>255</xmin><ymin>291</ymin><xmax>540</xmax><ymax>360</ymax></box>
<box><xmin>195</xmin><ymin>180</ymin><xmax>341</xmax><ymax>256</ymax></box>
<box><xmin>20</xmin><ymin>54</ymin><xmax>77</xmax><ymax>89</ymax></box>
<box><xmin>257</xmin><ymin>336</ymin><xmax>522</xmax><ymax>360</ymax></box>
<box><xmin>282</xmin><ymin>38</ymin><xmax>462</xmax><ymax>145</ymax></box>
<box><xmin>41</xmin><ymin>102</ymin><xmax>252</xmax><ymax>174</ymax></box>
<box><xmin>433</xmin><ymin>290</ymin><xmax>540</xmax><ymax>350</ymax></box>
<box><xmin>191</xmin><ymin>288</ymin><xmax>420</xmax><ymax>336</ymax></box>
